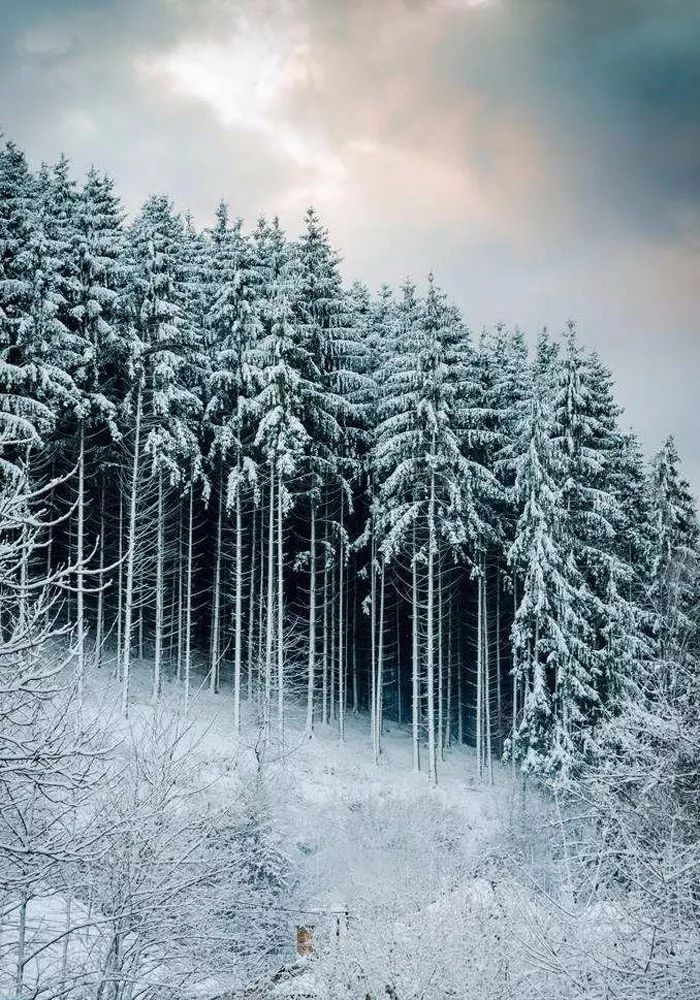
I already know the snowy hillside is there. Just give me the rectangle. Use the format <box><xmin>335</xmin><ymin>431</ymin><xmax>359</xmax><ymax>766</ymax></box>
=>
<box><xmin>2</xmin><ymin>651</ymin><xmax>514</xmax><ymax>999</ymax></box>
<box><xmin>101</xmin><ymin>654</ymin><xmax>509</xmax><ymax>957</ymax></box>
<box><xmin>8</xmin><ymin>650</ymin><xmax>699</xmax><ymax>1000</ymax></box>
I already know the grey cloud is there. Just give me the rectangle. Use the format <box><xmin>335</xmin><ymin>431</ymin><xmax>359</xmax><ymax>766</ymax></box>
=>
<box><xmin>515</xmin><ymin>0</ymin><xmax>700</xmax><ymax>236</ymax></box>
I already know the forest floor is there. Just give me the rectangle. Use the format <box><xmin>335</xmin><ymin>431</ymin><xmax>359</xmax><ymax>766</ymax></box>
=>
<box><xmin>10</xmin><ymin>653</ymin><xmax>689</xmax><ymax>998</ymax></box>
<box><xmin>7</xmin><ymin>652</ymin><xmax>534</xmax><ymax>998</ymax></box>
<box><xmin>92</xmin><ymin>652</ymin><xmax>514</xmax><ymax>955</ymax></box>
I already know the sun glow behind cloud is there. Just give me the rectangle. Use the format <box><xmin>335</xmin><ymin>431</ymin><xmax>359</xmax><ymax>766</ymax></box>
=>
<box><xmin>145</xmin><ymin>24</ymin><xmax>307</xmax><ymax>132</ymax></box>
<box><xmin>138</xmin><ymin>18</ymin><xmax>347</xmax><ymax>203</ymax></box>
<box><xmin>134</xmin><ymin>0</ymin><xmax>525</xmax><ymax>232</ymax></box>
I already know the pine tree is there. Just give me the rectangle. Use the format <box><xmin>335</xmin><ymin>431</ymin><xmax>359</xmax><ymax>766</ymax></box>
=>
<box><xmin>649</xmin><ymin>435</ymin><xmax>699</xmax><ymax>671</ymax></box>
<box><xmin>2</xmin><ymin>157</ymin><xmax>80</xmax><ymax>457</ymax></box>
<box><xmin>123</xmin><ymin>195</ymin><xmax>204</xmax><ymax>709</ymax></box>
<box><xmin>0</xmin><ymin>141</ymin><xmax>53</xmax><ymax>465</ymax></box>
<box><xmin>42</xmin><ymin>155</ymin><xmax>81</xmax><ymax>349</ymax></box>
<box><xmin>205</xmin><ymin>201</ymin><xmax>260</xmax><ymax>725</ymax></box>
<box><xmin>292</xmin><ymin>209</ymin><xmax>350</xmax><ymax>735</ymax></box>
<box><xmin>251</xmin><ymin>217</ymin><xmax>309</xmax><ymax>744</ymax></box>
<box><xmin>507</xmin><ymin>379</ymin><xmax>589</xmax><ymax>774</ymax></box>
<box><xmin>374</xmin><ymin>275</ymin><xmax>491</xmax><ymax>783</ymax></box>
<box><xmin>551</xmin><ymin>328</ymin><xmax>626</xmax><ymax>746</ymax></box>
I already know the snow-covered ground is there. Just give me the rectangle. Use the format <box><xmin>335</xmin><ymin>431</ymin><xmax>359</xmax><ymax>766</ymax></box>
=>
<box><xmin>2</xmin><ymin>648</ymin><xmax>521</xmax><ymax>1000</ymax></box>
<box><xmin>87</xmin><ymin>655</ymin><xmax>519</xmax><ymax>997</ymax></box>
<box><xmin>7</xmin><ymin>654</ymin><xmax>698</xmax><ymax>1000</ymax></box>
<box><xmin>96</xmin><ymin>652</ymin><xmax>511</xmax><ymax>924</ymax></box>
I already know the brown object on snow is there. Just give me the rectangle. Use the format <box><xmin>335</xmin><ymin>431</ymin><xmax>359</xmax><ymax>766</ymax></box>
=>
<box><xmin>296</xmin><ymin>924</ymin><xmax>314</xmax><ymax>958</ymax></box>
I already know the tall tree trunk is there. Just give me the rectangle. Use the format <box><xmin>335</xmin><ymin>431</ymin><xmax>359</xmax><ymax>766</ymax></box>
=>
<box><xmin>476</xmin><ymin>561</ymin><xmax>483</xmax><ymax>781</ymax></box>
<box><xmin>65</xmin><ymin>509</ymin><xmax>72</xmax><ymax>627</ymax></box>
<box><xmin>338</xmin><ymin>501</ymin><xmax>345</xmax><ymax>742</ymax></box>
<box><xmin>444</xmin><ymin>595</ymin><xmax>452</xmax><ymax>752</ymax></box>
<box><xmin>76</xmin><ymin>423</ymin><xmax>86</xmax><ymax>700</ymax></box>
<box><xmin>370</xmin><ymin>534</ymin><xmax>377</xmax><ymax>750</ymax></box>
<box><xmin>411</xmin><ymin>528</ymin><xmax>420</xmax><ymax>772</ymax></box>
<box><xmin>176</xmin><ymin>503</ymin><xmax>184</xmax><ymax>683</ymax></box>
<box><xmin>14</xmin><ymin>458</ymin><xmax>30</xmax><ymax>633</ymax></box>
<box><xmin>276</xmin><ymin>469</ymin><xmax>284</xmax><ymax>744</ymax></box>
<box><xmin>305</xmin><ymin>501</ymin><xmax>317</xmax><ymax>734</ymax></box>
<box><xmin>138</xmin><ymin>558</ymin><xmax>144</xmax><ymax>661</ymax></box>
<box><xmin>153</xmin><ymin>470</ymin><xmax>164</xmax><ymax>701</ymax></box>
<box><xmin>352</xmin><ymin>579</ymin><xmax>358</xmax><ymax>714</ymax></box>
<box><xmin>426</xmin><ymin>471</ymin><xmax>437</xmax><ymax>786</ymax></box>
<box><xmin>457</xmin><ymin>634</ymin><xmax>464</xmax><ymax>746</ymax></box>
<box><xmin>258</xmin><ymin>491</ymin><xmax>265</xmax><ymax>684</ymax></box>
<box><xmin>374</xmin><ymin>560</ymin><xmax>385</xmax><ymax>765</ymax></box>
<box><xmin>121</xmin><ymin>384</ymin><xmax>142</xmax><ymax>718</ymax></box>
<box><xmin>95</xmin><ymin>470</ymin><xmax>105</xmax><ymax>670</ymax></box>
<box><xmin>44</xmin><ymin>459</ymin><xmax>54</xmax><ymax>630</ymax></box>
<box><xmin>512</xmin><ymin>572</ymin><xmax>518</xmax><ymax>779</ymax></box>
<box><xmin>496</xmin><ymin>564</ymin><xmax>502</xmax><ymax>749</ymax></box>
<box><xmin>438</xmin><ymin>559</ymin><xmax>444</xmax><ymax>761</ymax></box>
<box><xmin>168</xmin><ymin>555</ymin><xmax>177</xmax><ymax>662</ymax></box>
<box><xmin>233</xmin><ymin>459</ymin><xmax>243</xmax><ymax>733</ymax></box>
<box><xmin>184</xmin><ymin>478</ymin><xmax>194</xmax><ymax>713</ymax></box>
<box><xmin>263</xmin><ymin>465</ymin><xmax>275</xmax><ymax>747</ymax></box>
<box><xmin>330</xmin><ymin>560</ymin><xmax>336</xmax><ymax>724</ymax></box>
<box><xmin>116</xmin><ymin>491</ymin><xmax>123</xmax><ymax>680</ymax></box>
<box><xmin>322</xmin><ymin>516</ymin><xmax>330</xmax><ymax>726</ymax></box>
<box><xmin>483</xmin><ymin>555</ymin><xmax>494</xmax><ymax>784</ymax></box>
<box><xmin>396</xmin><ymin>602</ymin><xmax>402</xmax><ymax>726</ymax></box>
<box><xmin>247</xmin><ymin>504</ymin><xmax>257</xmax><ymax>701</ymax></box>
<box><xmin>209</xmin><ymin>469</ymin><xmax>223</xmax><ymax>694</ymax></box>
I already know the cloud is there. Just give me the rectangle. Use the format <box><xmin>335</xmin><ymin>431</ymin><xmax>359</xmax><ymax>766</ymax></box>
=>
<box><xmin>139</xmin><ymin>17</ymin><xmax>311</xmax><ymax>133</ymax></box>
<box><xmin>19</xmin><ymin>23</ymin><xmax>75</xmax><ymax>57</ymax></box>
<box><xmin>136</xmin><ymin>9</ymin><xmax>350</xmax><ymax>204</ymax></box>
<box><xmin>58</xmin><ymin>109</ymin><xmax>99</xmax><ymax>140</ymax></box>
<box><xmin>440</xmin><ymin>0</ymin><xmax>494</xmax><ymax>8</ymax></box>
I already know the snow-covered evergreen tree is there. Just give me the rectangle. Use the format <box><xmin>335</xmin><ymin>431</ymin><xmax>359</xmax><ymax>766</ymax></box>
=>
<box><xmin>373</xmin><ymin>275</ymin><xmax>494</xmax><ymax>783</ymax></box>
<box><xmin>648</xmin><ymin>435</ymin><xmax>699</xmax><ymax>670</ymax></box>
<box><xmin>205</xmin><ymin>201</ymin><xmax>260</xmax><ymax>721</ymax></box>
<box><xmin>551</xmin><ymin>328</ymin><xmax>628</xmax><ymax>742</ymax></box>
<box><xmin>251</xmin><ymin>217</ymin><xmax>310</xmax><ymax>743</ymax></box>
<box><xmin>0</xmin><ymin>142</ymin><xmax>55</xmax><ymax>465</ymax></box>
<box><xmin>74</xmin><ymin>168</ymin><xmax>125</xmax><ymax>415</ymax></box>
<box><xmin>122</xmin><ymin>195</ymin><xmax>205</xmax><ymax>707</ymax></box>
<box><xmin>508</xmin><ymin>378</ymin><xmax>590</xmax><ymax>774</ymax></box>
<box><xmin>1</xmin><ymin>156</ymin><xmax>81</xmax><ymax>457</ymax></box>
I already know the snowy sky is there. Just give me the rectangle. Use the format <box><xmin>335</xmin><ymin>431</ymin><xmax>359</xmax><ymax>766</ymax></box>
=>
<box><xmin>2</xmin><ymin>0</ymin><xmax>699</xmax><ymax>493</ymax></box>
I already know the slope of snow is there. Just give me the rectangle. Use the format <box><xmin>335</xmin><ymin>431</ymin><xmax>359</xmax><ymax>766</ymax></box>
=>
<box><xmin>87</xmin><ymin>652</ymin><xmax>512</xmax><ymax>944</ymax></box>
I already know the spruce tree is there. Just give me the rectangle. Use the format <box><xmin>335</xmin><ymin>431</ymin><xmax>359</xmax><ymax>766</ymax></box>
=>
<box><xmin>205</xmin><ymin>201</ymin><xmax>260</xmax><ymax>721</ymax></box>
<box><xmin>649</xmin><ymin>436</ymin><xmax>699</xmax><ymax>670</ymax></box>
<box><xmin>124</xmin><ymin>195</ymin><xmax>205</xmax><ymax>707</ymax></box>
<box><xmin>374</xmin><ymin>275</ymin><xmax>490</xmax><ymax>783</ymax></box>
<box><xmin>251</xmin><ymin>217</ymin><xmax>309</xmax><ymax>744</ymax></box>
<box><xmin>0</xmin><ymin>141</ymin><xmax>54</xmax><ymax>464</ymax></box>
<box><xmin>508</xmin><ymin>379</ymin><xmax>589</xmax><ymax>774</ymax></box>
